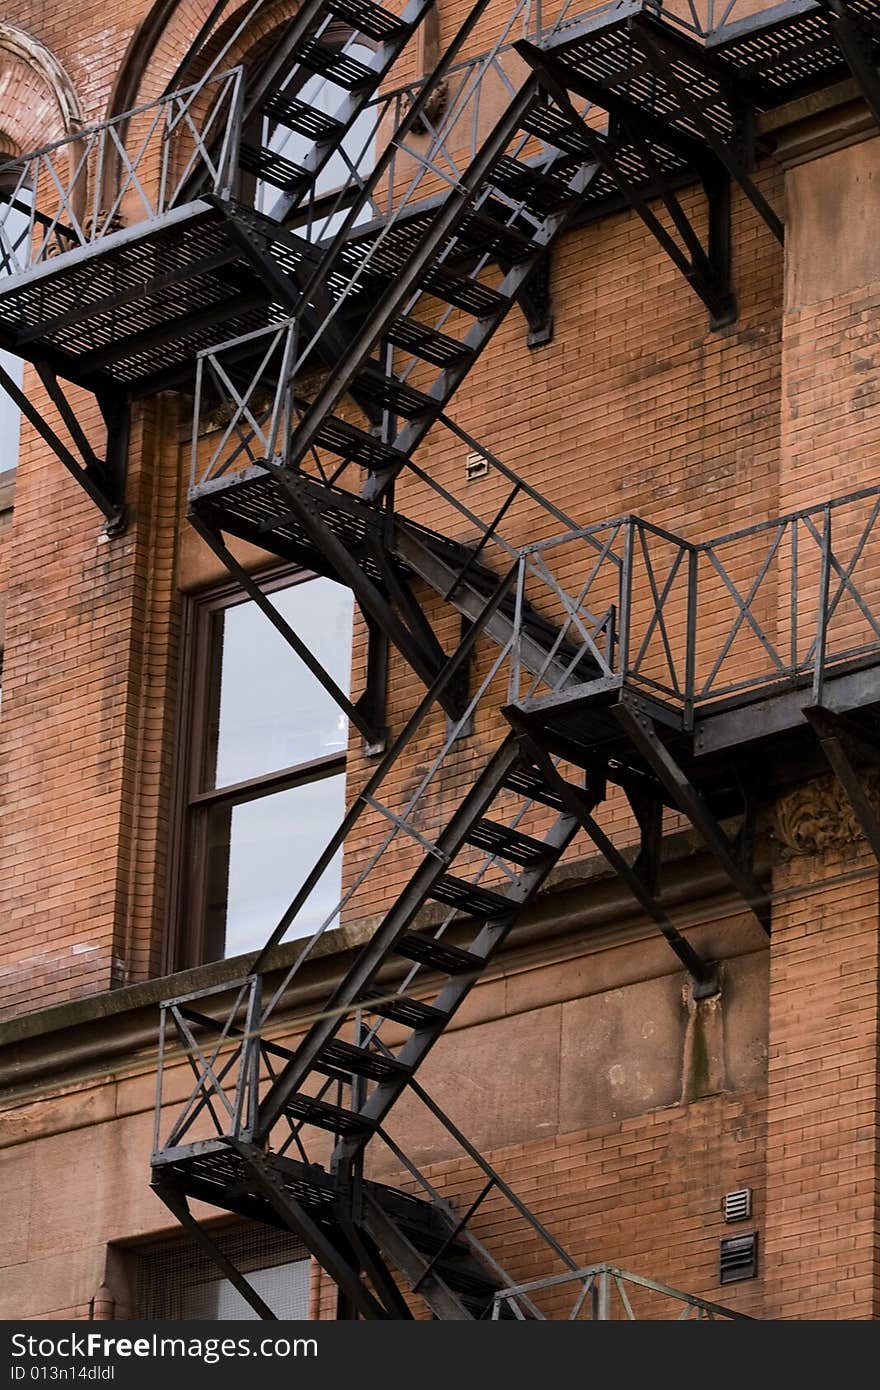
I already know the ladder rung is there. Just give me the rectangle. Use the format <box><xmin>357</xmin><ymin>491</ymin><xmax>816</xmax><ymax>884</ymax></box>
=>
<box><xmin>315</xmin><ymin>1038</ymin><xmax>410</xmax><ymax>1083</ymax></box>
<box><xmin>466</xmin><ymin>818</ymin><xmax>552</xmax><ymax>867</ymax></box>
<box><xmin>327</xmin><ymin>0</ymin><xmax>408</xmax><ymax>43</ymax></box>
<box><xmin>315</xmin><ymin>416</ymin><xmax>402</xmax><ymax>469</ymax></box>
<box><xmin>299</xmin><ymin>38</ymin><xmax>376</xmax><ymax>89</ymax></box>
<box><xmin>502</xmin><ymin>764</ymin><xmax>566</xmax><ymax>811</ymax></box>
<box><xmin>395</xmin><ymin>931</ymin><xmax>485</xmax><ymax>976</ymax></box>
<box><xmin>424</xmin><ymin>267</ymin><xmax>507</xmax><ymax>317</ymax></box>
<box><xmin>367</xmin><ymin>995</ymin><xmax>448</xmax><ymax>1030</ymax></box>
<box><xmin>385</xmin><ymin>316</ymin><xmax>474</xmax><ymax>368</ymax></box>
<box><xmin>428</xmin><ymin>874</ymin><xmax>512</xmax><ymax>918</ymax></box>
<box><xmin>283</xmin><ymin>1093</ymin><xmax>371</xmax><ymax>1136</ymax></box>
<box><xmin>239</xmin><ymin>143</ymin><xmax>308</xmax><ymax>194</ymax></box>
<box><xmin>261</xmin><ymin>91</ymin><xmax>344</xmax><ymax>143</ymax></box>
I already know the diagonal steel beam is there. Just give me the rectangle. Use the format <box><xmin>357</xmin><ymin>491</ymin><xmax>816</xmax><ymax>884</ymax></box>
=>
<box><xmin>819</xmin><ymin>0</ymin><xmax>880</xmax><ymax>127</ymax></box>
<box><xmin>0</xmin><ymin>357</ymin><xmax>125</xmax><ymax>530</ymax></box>
<box><xmin>263</xmin><ymin>464</ymin><xmax>467</xmax><ymax>708</ymax></box>
<box><xmin>634</xmin><ymin>19</ymin><xmax>784</xmax><ymax>244</ymax></box>
<box><xmin>232</xmin><ymin>1140</ymin><xmax>390</xmax><ymax>1320</ymax></box>
<box><xmin>151</xmin><ymin>1181</ymin><xmax>279</xmax><ymax>1319</ymax></box>
<box><xmin>507</xmin><ymin>718</ymin><xmax>715</xmax><ymax>983</ymax></box>
<box><xmin>613</xmin><ymin>702</ymin><xmax>771</xmax><ymax>933</ymax></box>
<box><xmin>189</xmin><ymin>512</ymin><xmax>382</xmax><ymax>745</ymax></box>
<box><xmin>803</xmin><ymin>705</ymin><xmax>880</xmax><ymax>865</ymax></box>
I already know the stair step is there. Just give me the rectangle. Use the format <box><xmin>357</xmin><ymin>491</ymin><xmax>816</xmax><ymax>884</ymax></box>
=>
<box><xmin>299</xmin><ymin>37</ymin><xmax>377</xmax><ymax>89</ymax></box>
<box><xmin>314</xmin><ymin>1038</ymin><xmax>410</xmax><ymax>1084</ymax></box>
<box><xmin>327</xmin><ymin>0</ymin><xmax>408</xmax><ymax>43</ymax></box>
<box><xmin>466</xmin><ymin>818</ymin><xmax>552</xmax><ymax>867</ymax></box>
<box><xmin>385</xmin><ymin>316</ymin><xmax>474</xmax><ymax>368</ymax></box>
<box><xmin>490</xmin><ymin>155</ymin><xmax>576</xmax><ymax>214</ymax></box>
<box><xmin>395</xmin><ymin>930</ymin><xmax>485</xmax><ymax>976</ymax></box>
<box><xmin>522</xmin><ymin>103</ymin><xmax>596</xmax><ymax>160</ymax></box>
<box><xmin>454</xmin><ymin>208</ymin><xmax>538</xmax><ymax>263</ymax></box>
<box><xmin>261</xmin><ymin>91</ymin><xmax>345</xmax><ymax>143</ymax></box>
<box><xmin>423</xmin><ymin>267</ymin><xmax>507</xmax><ymax>317</ymax></box>
<box><xmin>354</xmin><ymin>367</ymin><xmax>436</xmax><ymax>419</ymax></box>
<box><xmin>502</xmin><ymin>764</ymin><xmax>567</xmax><ymax>811</ymax></box>
<box><xmin>283</xmin><ymin>1093</ymin><xmax>372</xmax><ymax>1136</ymax></box>
<box><xmin>367</xmin><ymin>994</ymin><xmax>448</xmax><ymax>1031</ymax></box>
<box><xmin>314</xmin><ymin>416</ymin><xmax>402</xmax><ymax>469</ymax></box>
<box><xmin>428</xmin><ymin>874</ymin><xmax>512</xmax><ymax>918</ymax></box>
<box><xmin>239</xmin><ymin>143</ymin><xmax>309</xmax><ymax>195</ymax></box>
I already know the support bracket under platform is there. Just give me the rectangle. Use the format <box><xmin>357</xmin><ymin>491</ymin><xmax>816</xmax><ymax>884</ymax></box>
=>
<box><xmin>803</xmin><ymin>704</ymin><xmax>880</xmax><ymax>865</ymax></box>
<box><xmin>613</xmin><ymin>702</ymin><xmax>771</xmax><ymax>934</ymax></box>
<box><xmin>517</xmin><ymin>43</ymin><xmax>738</xmax><ymax>327</ymax></box>
<box><xmin>507</xmin><ymin>716</ymin><xmax>715</xmax><ymax>986</ymax></box>
<box><xmin>0</xmin><ymin>358</ymin><xmax>128</xmax><ymax>532</ymax></box>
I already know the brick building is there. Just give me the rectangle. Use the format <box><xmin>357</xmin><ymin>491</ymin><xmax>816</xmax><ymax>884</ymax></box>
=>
<box><xmin>0</xmin><ymin>0</ymin><xmax>879</xmax><ymax>1322</ymax></box>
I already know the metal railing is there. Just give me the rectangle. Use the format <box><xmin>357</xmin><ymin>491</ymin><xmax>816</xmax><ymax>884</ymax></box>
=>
<box><xmin>510</xmin><ymin>484</ymin><xmax>880</xmax><ymax>724</ymax></box>
<box><xmin>491</xmin><ymin>1262</ymin><xmax>753</xmax><ymax>1318</ymax></box>
<box><xmin>0</xmin><ymin>68</ymin><xmax>244</xmax><ymax>275</ymax></box>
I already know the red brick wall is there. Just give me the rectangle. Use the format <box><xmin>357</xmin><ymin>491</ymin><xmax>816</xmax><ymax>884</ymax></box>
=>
<box><xmin>763</xmin><ymin>845</ymin><xmax>880</xmax><ymax>1319</ymax></box>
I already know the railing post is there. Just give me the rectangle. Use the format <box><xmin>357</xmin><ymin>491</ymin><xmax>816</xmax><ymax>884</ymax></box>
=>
<box><xmin>508</xmin><ymin>554</ymin><xmax>526</xmax><ymax>702</ymax></box>
<box><xmin>813</xmin><ymin>504</ymin><xmax>832</xmax><ymax>705</ymax></box>
<box><xmin>191</xmin><ymin>354</ymin><xmax>203</xmax><ymax>491</ymax></box>
<box><xmin>684</xmin><ymin>543</ymin><xmax>698</xmax><ymax>730</ymax></box>
<box><xmin>153</xmin><ymin>1004</ymin><xmax>167</xmax><ymax>1157</ymax></box>
<box><xmin>598</xmin><ymin>1267</ymin><xmax>611</xmax><ymax>1320</ymax></box>
<box><xmin>245</xmin><ymin>975</ymin><xmax>263</xmax><ymax>1140</ymax></box>
<box><xmin>618</xmin><ymin>521</ymin><xmax>635</xmax><ymax>679</ymax></box>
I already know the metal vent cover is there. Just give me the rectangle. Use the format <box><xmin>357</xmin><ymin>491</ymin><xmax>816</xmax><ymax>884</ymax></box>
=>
<box><xmin>719</xmin><ymin>1232</ymin><xmax>758</xmax><ymax>1284</ymax></box>
<box><xmin>723</xmin><ymin>1187</ymin><xmax>752</xmax><ymax>1222</ymax></box>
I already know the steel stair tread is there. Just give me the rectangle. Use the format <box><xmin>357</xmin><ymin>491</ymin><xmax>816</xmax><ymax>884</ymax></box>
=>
<box><xmin>385</xmin><ymin>315</ymin><xmax>474</xmax><ymax>367</ymax></box>
<box><xmin>283</xmin><ymin>1093</ymin><xmax>372</xmax><ymax>1135</ymax></box>
<box><xmin>489</xmin><ymin>155</ymin><xmax>578</xmax><ymax>213</ymax></box>
<box><xmin>299</xmin><ymin>37</ymin><xmax>377</xmax><ymax>88</ymax></box>
<box><xmin>352</xmin><ymin>365</ymin><xmax>436</xmax><ymax>419</ymax></box>
<box><xmin>314</xmin><ymin>415</ymin><xmax>403</xmax><ymax>469</ymax></box>
<box><xmin>395</xmin><ymin>930</ymin><xmax>486</xmax><ymax>976</ymax></box>
<box><xmin>238</xmin><ymin>142</ymin><xmax>309</xmax><ymax>194</ymax></box>
<box><xmin>314</xmin><ymin>1038</ymin><xmax>410</xmax><ymax>1083</ymax></box>
<box><xmin>260</xmin><ymin>90</ymin><xmax>345</xmax><ymax>142</ymax></box>
<box><xmin>366</xmin><ymin>994</ymin><xmax>449</xmax><ymax>1030</ymax></box>
<box><xmin>466</xmin><ymin>817</ymin><xmax>553</xmax><ymax>866</ymax></box>
<box><xmin>502</xmin><ymin>764</ymin><xmax>567</xmax><ymax>811</ymax></box>
<box><xmin>427</xmin><ymin>873</ymin><xmax>512</xmax><ymax>918</ymax></box>
<box><xmin>422</xmin><ymin>266</ymin><xmax>508</xmax><ymax>317</ymax></box>
<box><xmin>327</xmin><ymin>0</ymin><xmax>409</xmax><ymax>43</ymax></box>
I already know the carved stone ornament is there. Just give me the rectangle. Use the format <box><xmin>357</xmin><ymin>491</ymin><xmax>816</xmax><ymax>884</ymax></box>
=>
<box><xmin>772</xmin><ymin>770</ymin><xmax>880</xmax><ymax>856</ymax></box>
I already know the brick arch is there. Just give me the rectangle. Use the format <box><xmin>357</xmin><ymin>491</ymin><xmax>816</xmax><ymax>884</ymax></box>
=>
<box><xmin>0</xmin><ymin>23</ymin><xmax>83</xmax><ymax>158</ymax></box>
<box><xmin>107</xmin><ymin>0</ymin><xmax>305</xmax><ymax>118</ymax></box>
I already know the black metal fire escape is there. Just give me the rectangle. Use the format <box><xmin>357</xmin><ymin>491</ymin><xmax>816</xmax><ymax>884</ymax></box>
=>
<box><xmin>4</xmin><ymin>0</ymin><xmax>880</xmax><ymax>1318</ymax></box>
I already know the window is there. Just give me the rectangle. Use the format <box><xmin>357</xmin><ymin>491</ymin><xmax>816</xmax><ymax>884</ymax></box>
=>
<box><xmin>136</xmin><ymin>1225</ymin><xmax>311</xmax><ymax>1319</ymax></box>
<box><xmin>181</xmin><ymin>571</ymin><xmax>354</xmax><ymax>963</ymax></box>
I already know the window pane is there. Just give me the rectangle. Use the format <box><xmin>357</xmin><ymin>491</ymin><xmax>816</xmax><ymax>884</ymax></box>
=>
<box><xmin>205</xmin><ymin>773</ymin><xmax>346</xmax><ymax>959</ymax></box>
<box><xmin>206</xmin><ymin>577</ymin><xmax>353</xmax><ymax>789</ymax></box>
<box><xmin>180</xmin><ymin>1258</ymin><xmax>310</xmax><ymax>1320</ymax></box>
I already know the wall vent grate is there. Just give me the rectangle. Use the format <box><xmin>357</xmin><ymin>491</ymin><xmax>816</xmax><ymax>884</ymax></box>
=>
<box><xmin>719</xmin><ymin>1232</ymin><xmax>758</xmax><ymax>1284</ymax></box>
<box><xmin>723</xmin><ymin>1187</ymin><xmax>752</xmax><ymax>1222</ymax></box>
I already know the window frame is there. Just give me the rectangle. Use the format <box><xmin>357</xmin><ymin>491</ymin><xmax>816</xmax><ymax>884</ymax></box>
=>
<box><xmin>168</xmin><ymin>564</ymin><xmax>350</xmax><ymax>970</ymax></box>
